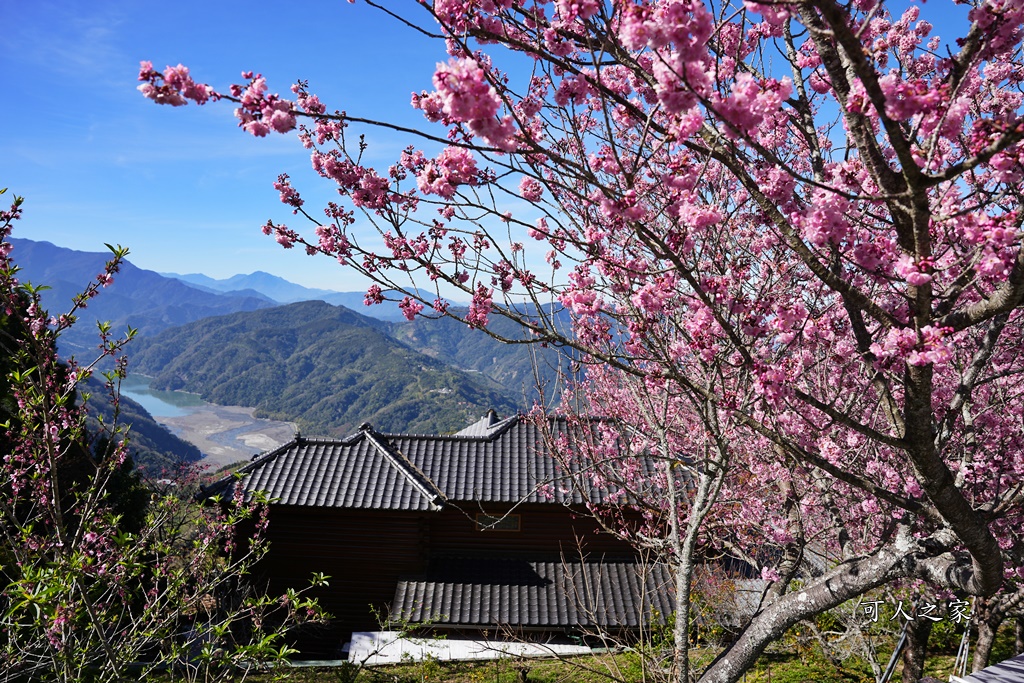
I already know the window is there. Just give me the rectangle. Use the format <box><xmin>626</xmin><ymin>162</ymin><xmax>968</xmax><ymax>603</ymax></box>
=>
<box><xmin>475</xmin><ymin>513</ymin><xmax>521</xmax><ymax>532</ymax></box>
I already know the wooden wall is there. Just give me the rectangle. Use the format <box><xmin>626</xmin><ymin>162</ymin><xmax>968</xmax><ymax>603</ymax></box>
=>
<box><xmin>259</xmin><ymin>506</ymin><xmax>429</xmax><ymax>656</ymax></box>
<box><xmin>427</xmin><ymin>503</ymin><xmax>636</xmax><ymax>559</ymax></box>
<box><xmin>257</xmin><ymin>502</ymin><xmax>641</xmax><ymax>657</ymax></box>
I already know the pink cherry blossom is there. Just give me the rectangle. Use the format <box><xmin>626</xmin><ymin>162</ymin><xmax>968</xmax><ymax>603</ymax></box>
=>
<box><xmin>417</xmin><ymin>146</ymin><xmax>480</xmax><ymax>198</ymax></box>
<box><xmin>519</xmin><ymin>176</ymin><xmax>543</xmax><ymax>202</ymax></box>
<box><xmin>466</xmin><ymin>283</ymin><xmax>493</xmax><ymax>328</ymax></box>
<box><xmin>140</xmin><ymin>2</ymin><xmax>1024</xmax><ymax>677</ymax></box>
<box><xmin>398</xmin><ymin>296</ymin><xmax>424</xmax><ymax>320</ymax></box>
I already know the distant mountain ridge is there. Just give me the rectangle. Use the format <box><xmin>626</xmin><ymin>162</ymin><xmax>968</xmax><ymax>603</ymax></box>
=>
<box><xmin>9</xmin><ymin>238</ymin><xmax>274</xmax><ymax>354</ymax></box>
<box><xmin>11</xmin><ymin>238</ymin><xmax>573</xmax><ymax>438</ymax></box>
<box><xmin>165</xmin><ymin>270</ymin><xmax>573</xmax><ymax>396</ymax></box>
<box><xmin>165</xmin><ymin>270</ymin><xmax>336</xmax><ymax>302</ymax></box>
<box><xmin>163</xmin><ymin>270</ymin><xmax>411</xmax><ymax>321</ymax></box>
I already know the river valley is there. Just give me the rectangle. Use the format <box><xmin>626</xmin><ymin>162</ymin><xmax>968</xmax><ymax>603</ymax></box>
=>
<box><xmin>120</xmin><ymin>375</ymin><xmax>296</xmax><ymax>469</ymax></box>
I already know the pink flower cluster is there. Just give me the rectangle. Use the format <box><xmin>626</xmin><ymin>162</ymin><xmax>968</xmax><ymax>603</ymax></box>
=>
<box><xmin>845</xmin><ymin>78</ymin><xmax>870</xmax><ymax>114</ymax></box>
<box><xmin>894</xmin><ymin>254</ymin><xmax>933</xmax><ymax>286</ymax></box>
<box><xmin>879</xmin><ymin>74</ymin><xmax>947</xmax><ymax>121</ymax></box>
<box><xmin>466</xmin><ymin>283</ymin><xmax>493</xmax><ymax>328</ymax></box>
<box><xmin>413</xmin><ymin>58</ymin><xmax>516</xmax><ymax>150</ymax></box>
<box><xmin>417</xmin><ymin>147</ymin><xmax>480</xmax><ymax>198</ymax></box>
<box><xmin>273</xmin><ymin>174</ymin><xmax>303</xmax><ymax>210</ymax></box>
<box><xmin>955</xmin><ymin>211</ymin><xmax>1021</xmax><ymax>279</ymax></box>
<box><xmin>230</xmin><ymin>72</ymin><xmax>296</xmax><ymax>137</ymax></box>
<box><xmin>561</xmin><ymin>289</ymin><xmax>603</xmax><ymax>317</ymax></box>
<box><xmin>713</xmin><ymin>74</ymin><xmax>792</xmax><ymax>139</ymax></box>
<box><xmin>618</xmin><ymin>0</ymin><xmax>713</xmax><ymax>53</ymax></box>
<box><xmin>743</xmin><ymin>0</ymin><xmax>791</xmax><ymax>35</ymax></box>
<box><xmin>519</xmin><ymin>176</ymin><xmax>544</xmax><ymax>202</ymax></box>
<box><xmin>364</xmin><ymin>284</ymin><xmax>385</xmax><ymax>306</ymax></box>
<box><xmin>312</xmin><ymin>151</ymin><xmax>391</xmax><ymax>210</ymax></box>
<box><xmin>556</xmin><ymin>0</ymin><xmax>601</xmax><ymax>22</ymax></box>
<box><xmin>260</xmin><ymin>219</ymin><xmax>299</xmax><ymax>249</ymax></box>
<box><xmin>753</xmin><ymin>365</ymin><xmax>790</xmax><ymax>404</ymax></box>
<box><xmin>908</xmin><ymin>326</ymin><xmax>954</xmax><ymax>367</ymax></box>
<box><xmin>137</xmin><ymin>61</ymin><xmax>213</xmax><ymax>107</ymax></box>
<box><xmin>797</xmin><ymin>188</ymin><xmax>851</xmax><ymax>247</ymax></box>
<box><xmin>620</xmin><ymin>0</ymin><xmax>714</xmax><ymax>121</ymax></box>
<box><xmin>399</xmin><ymin>296</ymin><xmax>424</xmax><ymax>321</ymax></box>
<box><xmin>870</xmin><ymin>325</ymin><xmax>954</xmax><ymax>367</ymax></box>
<box><xmin>314</xmin><ymin>223</ymin><xmax>352</xmax><ymax>258</ymax></box>
<box><xmin>528</xmin><ymin>217</ymin><xmax>551</xmax><ymax>241</ymax></box>
<box><xmin>631</xmin><ymin>275</ymin><xmax>677</xmax><ymax>316</ymax></box>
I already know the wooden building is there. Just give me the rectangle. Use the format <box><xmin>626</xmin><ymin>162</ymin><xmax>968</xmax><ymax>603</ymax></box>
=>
<box><xmin>205</xmin><ymin>412</ymin><xmax>673</xmax><ymax>657</ymax></box>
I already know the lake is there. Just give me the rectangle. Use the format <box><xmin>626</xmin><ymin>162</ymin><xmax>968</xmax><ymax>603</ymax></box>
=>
<box><xmin>119</xmin><ymin>374</ymin><xmax>206</xmax><ymax>417</ymax></box>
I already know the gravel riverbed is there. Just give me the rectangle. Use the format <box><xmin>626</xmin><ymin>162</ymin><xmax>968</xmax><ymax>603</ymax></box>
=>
<box><xmin>158</xmin><ymin>403</ymin><xmax>296</xmax><ymax>469</ymax></box>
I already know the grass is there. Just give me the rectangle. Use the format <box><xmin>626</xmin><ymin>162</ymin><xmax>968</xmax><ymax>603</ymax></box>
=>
<box><xmin>221</xmin><ymin>648</ymin><xmax>963</xmax><ymax>683</ymax></box>
<box><xmin>158</xmin><ymin>620</ymin><xmax>1020</xmax><ymax>683</ymax></box>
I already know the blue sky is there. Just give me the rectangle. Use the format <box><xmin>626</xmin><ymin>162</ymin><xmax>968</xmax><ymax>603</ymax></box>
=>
<box><xmin>2</xmin><ymin>0</ymin><xmax>450</xmax><ymax>291</ymax></box>
<box><xmin>3</xmin><ymin>1</ymin><xmax>974</xmax><ymax>293</ymax></box>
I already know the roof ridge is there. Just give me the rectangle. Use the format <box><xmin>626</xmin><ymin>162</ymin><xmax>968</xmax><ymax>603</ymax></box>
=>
<box><xmin>379</xmin><ymin>414</ymin><xmax>523</xmax><ymax>442</ymax></box>
<box><xmin>288</xmin><ymin>431</ymin><xmax>509</xmax><ymax>444</ymax></box>
<box><xmin>380</xmin><ymin>433</ymin><xmax>501</xmax><ymax>441</ymax></box>
<box><xmin>200</xmin><ymin>437</ymin><xmax>300</xmax><ymax>499</ymax></box>
<box><xmin>294</xmin><ymin>434</ymin><xmax>360</xmax><ymax>445</ymax></box>
<box><xmin>487</xmin><ymin>414</ymin><xmax>520</xmax><ymax>437</ymax></box>
<box><xmin>285</xmin><ymin>414</ymin><xmax>532</xmax><ymax>445</ymax></box>
<box><xmin>361</xmin><ymin>427</ymin><xmax>447</xmax><ymax>510</ymax></box>
<box><xmin>428</xmin><ymin>555</ymin><xmax>662</xmax><ymax>566</ymax></box>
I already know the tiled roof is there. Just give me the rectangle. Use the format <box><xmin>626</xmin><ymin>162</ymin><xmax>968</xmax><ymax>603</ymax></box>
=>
<box><xmin>206</xmin><ymin>414</ymin><xmax>626</xmax><ymax>510</ymax></box>
<box><xmin>392</xmin><ymin>557</ymin><xmax>675</xmax><ymax>628</ymax></box>
<box><xmin>453</xmin><ymin>410</ymin><xmax>516</xmax><ymax>437</ymax></box>
<box><xmin>956</xmin><ymin>653</ymin><xmax>1024</xmax><ymax>682</ymax></box>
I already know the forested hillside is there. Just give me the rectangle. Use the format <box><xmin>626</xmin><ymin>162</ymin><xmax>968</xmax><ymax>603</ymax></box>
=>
<box><xmin>129</xmin><ymin>301</ymin><xmax>522</xmax><ymax>436</ymax></box>
<box><xmin>165</xmin><ymin>270</ymin><xmax>575</xmax><ymax>396</ymax></box>
<box><xmin>9</xmin><ymin>237</ymin><xmax>574</xmax><ymax>436</ymax></box>
<box><xmin>390</xmin><ymin>306</ymin><xmax>575</xmax><ymax>404</ymax></box>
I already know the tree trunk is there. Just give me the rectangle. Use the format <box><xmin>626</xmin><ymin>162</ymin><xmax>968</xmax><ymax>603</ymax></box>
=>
<box><xmin>1015</xmin><ymin>616</ymin><xmax>1023</xmax><ymax>655</ymax></box>
<box><xmin>698</xmin><ymin>543</ymin><xmax>910</xmax><ymax>683</ymax></box>
<box><xmin>901</xmin><ymin>617</ymin><xmax>934</xmax><ymax>683</ymax></box>
<box><xmin>664</xmin><ymin>432</ymin><xmax>694</xmax><ymax>683</ymax></box>
<box><xmin>973</xmin><ymin>616</ymin><xmax>1002</xmax><ymax>673</ymax></box>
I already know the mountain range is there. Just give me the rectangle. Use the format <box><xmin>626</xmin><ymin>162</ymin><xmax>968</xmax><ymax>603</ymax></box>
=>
<box><xmin>158</xmin><ymin>270</ymin><xmax>571</xmax><ymax>395</ymax></box>
<box><xmin>9</xmin><ymin>239</ymin><xmax>274</xmax><ymax>355</ymax></box>
<box><xmin>10</xmin><ymin>237</ymin><xmax>571</xmax><ymax>445</ymax></box>
<box><xmin>162</xmin><ymin>270</ymin><xmax>412</xmax><ymax>321</ymax></box>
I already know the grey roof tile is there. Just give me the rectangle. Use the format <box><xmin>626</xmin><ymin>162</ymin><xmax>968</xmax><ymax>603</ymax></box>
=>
<box><xmin>206</xmin><ymin>415</ymin><xmax>651</xmax><ymax>511</ymax></box>
<box><xmin>392</xmin><ymin>557</ymin><xmax>675</xmax><ymax>628</ymax></box>
<box><xmin>957</xmin><ymin>653</ymin><xmax>1024</xmax><ymax>682</ymax></box>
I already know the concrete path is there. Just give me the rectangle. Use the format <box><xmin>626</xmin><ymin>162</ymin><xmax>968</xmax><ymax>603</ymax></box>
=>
<box><xmin>346</xmin><ymin>631</ymin><xmax>593</xmax><ymax>666</ymax></box>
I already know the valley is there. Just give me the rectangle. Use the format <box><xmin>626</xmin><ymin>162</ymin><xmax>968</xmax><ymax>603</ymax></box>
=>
<box><xmin>13</xmin><ymin>238</ymin><xmax>569</xmax><ymax>471</ymax></box>
<box><xmin>152</xmin><ymin>403</ymin><xmax>295</xmax><ymax>469</ymax></box>
<box><xmin>120</xmin><ymin>375</ymin><xmax>295</xmax><ymax>468</ymax></box>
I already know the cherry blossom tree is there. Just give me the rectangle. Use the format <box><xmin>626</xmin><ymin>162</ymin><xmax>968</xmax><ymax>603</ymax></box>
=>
<box><xmin>141</xmin><ymin>0</ymin><xmax>1024</xmax><ymax>680</ymax></box>
<box><xmin>542</xmin><ymin>363</ymin><xmax>735</xmax><ymax>678</ymax></box>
